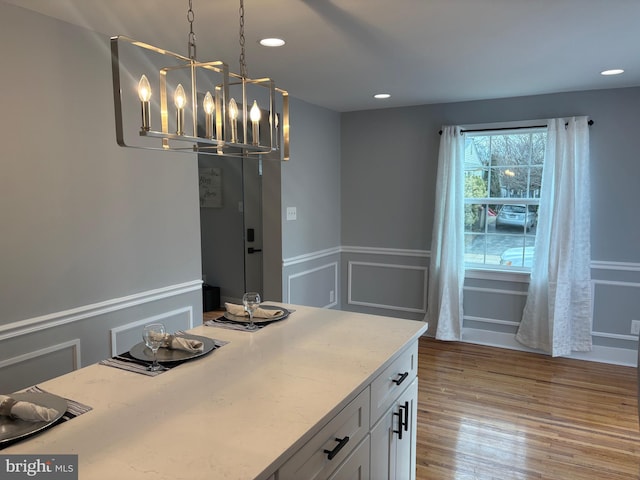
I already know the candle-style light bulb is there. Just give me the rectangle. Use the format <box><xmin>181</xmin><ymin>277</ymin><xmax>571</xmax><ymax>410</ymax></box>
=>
<box><xmin>138</xmin><ymin>75</ymin><xmax>151</xmax><ymax>131</ymax></box>
<box><xmin>174</xmin><ymin>84</ymin><xmax>186</xmax><ymax>135</ymax></box>
<box><xmin>203</xmin><ymin>92</ymin><xmax>214</xmax><ymax>115</ymax></box>
<box><xmin>229</xmin><ymin>97</ymin><xmax>238</xmax><ymax>143</ymax></box>
<box><xmin>203</xmin><ymin>91</ymin><xmax>214</xmax><ymax>139</ymax></box>
<box><xmin>138</xmin><ymin>75</ymin><xmax>152</xmax><ymax>102</ymax></box>
<box><xmin>250</xmin><ymin>100</ymin><xmax>261</xmax><ymax>146</ymax></box>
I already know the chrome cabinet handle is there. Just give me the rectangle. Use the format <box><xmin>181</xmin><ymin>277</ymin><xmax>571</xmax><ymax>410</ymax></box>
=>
<box><xmin>323</xmin><ymin>436</ymin><xmax>349</xmax><ymax>460</ymax></box>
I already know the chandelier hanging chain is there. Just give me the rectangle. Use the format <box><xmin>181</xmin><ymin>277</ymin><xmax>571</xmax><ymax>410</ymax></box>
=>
<box><xmin>187</xmin><ymin>0</ymin><xmax>197</xmax><ymax>60</ymax></box>
<box><xmin>239</xmin><ymin>0</ymin><xmax>248</xmax><ymax>78</ymax></box>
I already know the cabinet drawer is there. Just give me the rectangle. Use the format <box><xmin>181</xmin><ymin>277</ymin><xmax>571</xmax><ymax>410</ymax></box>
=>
<box><xmin>370</xmin><ymin>340</ymin><xmax>418</xmax><ymax>425</ymax></box>
<box><xmin>278</xmin><ymin>387</ymin><xmax>370</xmax><ymax>480</ymax></box>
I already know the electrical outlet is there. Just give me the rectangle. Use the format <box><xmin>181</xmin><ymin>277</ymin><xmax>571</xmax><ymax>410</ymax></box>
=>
<box><xmin>631</xmin><ymin>320</ymin><xmax>640</xmax><ymax>336</ymax></box>
<box><xmin>286</xmin><ymin>206</ymin><xmax>297</xmax><ymax>221</ymax></box>
<box><xmin>329</xmin><ymin>290</ymin><xmax>335</xmax><ymax>303</ymax></box>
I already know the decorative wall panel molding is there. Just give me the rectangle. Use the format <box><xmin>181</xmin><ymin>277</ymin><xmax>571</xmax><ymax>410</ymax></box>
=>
<box><xmin>0</xmin><ymin>339</ymin><xmax>81</xmax><ymax>370</ymax></box>
<box><xmin>287</xmin><ymin>262</ymin><xmax>338</xmax><ymax>308</ymax></box>
<box><xmin>110</xmin><ymin>307</ymin><xmax>195</xmax><ymax>357</ymax></box>
<box><xmin>348</xmin><ymin>261</ymin><xmax>428</xmax><ymax>313</ymax></box>
<box><xmin>463</xmin><ymin>315</ymin><xmax>520</xmax><ymax>327</ymax></box>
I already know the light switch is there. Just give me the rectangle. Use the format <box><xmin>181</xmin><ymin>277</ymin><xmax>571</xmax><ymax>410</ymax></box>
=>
<box><xmin>286</xmin><ymin>207</ymin><xmax>297</xmax><ymax>221</ymax></box>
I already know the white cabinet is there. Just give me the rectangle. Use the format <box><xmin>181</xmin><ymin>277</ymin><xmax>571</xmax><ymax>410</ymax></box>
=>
<box><xmin>328</xmin><ymin>436</ymin><xmax>371</xmax><ymax>480</ymax></box>
<box><xmin>370</xmin><ymin>341</ymin><xmax>418</xmax><ymax>424</ymax></box>
<box><xmin>278</xmin><ymin>387</ymin><xmax>370</xmax><ymax>480</ymax></box>
<box><xmin>370</xmin><ymin>379</ymin><xmax>418</xmax><ymax>480</ymax></box>
<box><xmin>276</xmin><ymin>339</ymin><xmax>420</xmax><ymax>480</ymax></box>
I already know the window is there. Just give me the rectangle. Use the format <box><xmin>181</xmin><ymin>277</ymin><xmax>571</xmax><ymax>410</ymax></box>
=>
<box><xmin>463</xmin><ymin>127</ymin><xmax>546</xmax><ymax>270</ymax></box>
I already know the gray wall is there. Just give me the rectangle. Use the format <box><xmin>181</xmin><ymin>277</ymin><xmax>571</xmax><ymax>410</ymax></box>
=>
<box><xmin>340</xmin><ymin>87</ymin><xmax>640</xmax><ymax>364</ymax></box>
<box><xmin>0</xmin><ymin>3</ymin><xmax>202</xmax><ymax>390</ymax></box>
<box><xmin>281</xmin><ymin>98</ymin><xmax>342</xmax><ymax>308</ymax></box>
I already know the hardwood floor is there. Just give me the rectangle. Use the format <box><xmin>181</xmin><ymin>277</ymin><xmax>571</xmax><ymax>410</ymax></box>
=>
<box><xmin>416</xmin><ymin>337</ymin><xmax>640</xmax><ymax>479</ymax></box>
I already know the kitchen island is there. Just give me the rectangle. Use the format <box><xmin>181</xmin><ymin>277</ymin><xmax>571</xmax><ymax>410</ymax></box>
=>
<box><xmin>4</xmin><ymin>304</ymin><xmax>428</xmax><ymax>480</ymax></box>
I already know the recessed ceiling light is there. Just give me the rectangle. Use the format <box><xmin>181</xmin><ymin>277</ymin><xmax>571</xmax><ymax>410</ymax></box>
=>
<box><xmin>373</xmin><ymin>93</ymin><xmax>391</xmax><ymax>99</ymax></box>
<box><xmin>601</xmin><ymin>69</ymin><xmax>624</xmax><ymax>76</ymax></box>
<box><xmin>259</xmin><ymin>38</ymin><xmax>285</xmax><ymax>47</ymax></box>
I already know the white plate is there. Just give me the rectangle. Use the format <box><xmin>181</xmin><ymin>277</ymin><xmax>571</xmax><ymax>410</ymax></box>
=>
<box><xmin>223</xmin><ymin>305</ymin><xmax>290</xmax><ymax>324</ymax></box>
<box><xmin>0</xmin><ymin>392</ymin><xmax>68</xmax><ymax>445</ymax></box>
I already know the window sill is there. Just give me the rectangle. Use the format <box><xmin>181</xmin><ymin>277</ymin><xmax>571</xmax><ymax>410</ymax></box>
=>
<box><xmin>464</xmin><ymin>267</ymin><xmax>531</xmax><ymax>283</ymax></box>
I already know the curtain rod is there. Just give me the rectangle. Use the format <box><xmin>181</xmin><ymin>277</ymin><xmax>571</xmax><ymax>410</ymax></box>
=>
<box><xmin>439</xmin><ymin>119</ymin><xmax>594</xmax><ymax>135</ymax></box>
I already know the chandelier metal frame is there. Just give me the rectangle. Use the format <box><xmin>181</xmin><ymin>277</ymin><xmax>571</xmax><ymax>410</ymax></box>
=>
<box><xmin>110</xmin><ymin>0</ymin><xmax>289</xmax><ymax>160</ymax></box>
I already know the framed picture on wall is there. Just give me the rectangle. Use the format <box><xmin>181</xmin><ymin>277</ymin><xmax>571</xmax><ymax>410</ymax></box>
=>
<box><xmin>199</xmin><ymin>167</ymin><xmax>222</xmax><ymax>208</ymax></box>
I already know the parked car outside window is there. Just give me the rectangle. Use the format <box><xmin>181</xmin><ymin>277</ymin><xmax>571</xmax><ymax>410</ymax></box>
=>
<box><xmin>496</xmin><ymin>204</ymin><xmax>537</xmax><ymax>231</ymax></box>
<box><xmin>500</xmin><ymin>246</ymin><xmax>534</xmax><ymax>268</ymax></box>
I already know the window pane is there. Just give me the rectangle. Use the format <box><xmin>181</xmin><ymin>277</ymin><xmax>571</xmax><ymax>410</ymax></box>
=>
<box><xmin>528</xmin><ymin>166</ymin><xmax>542</xmax><ymax>197</ymax></box>
<box><xmin>464</xmin><ymin>173</ymin><xmax>489</xmax><ymax>201</ymax></box>
<box><xmin>532</xmin><ymin>132</ymin><xmax>546</xmax><ymax>165</ymax></box>
<box><xmin>499</xmin><ymin>236</ymin><xmax>536</xmax><ymax>267</ymax></box>
<box><xmin>463</xmin><ymin>127</ymin><xmax>545</xmax><ymax>270</ymax></box>
<box><xmin>465</xmin><ymin>203</ymin><xmax>497</xmax><ymax>232</ymax></box>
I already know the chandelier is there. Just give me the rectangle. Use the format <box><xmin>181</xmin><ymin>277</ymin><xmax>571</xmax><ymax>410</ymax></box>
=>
<box><xmin>110</xmin><ymin>0</ymin><xmax>290</xmax><ymax>160</ymax></box>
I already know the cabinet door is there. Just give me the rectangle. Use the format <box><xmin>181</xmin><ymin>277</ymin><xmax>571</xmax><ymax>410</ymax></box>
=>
<box><xmin>370</xmin><ymin>379</ymin><xmax>418</xmax><ymax>480</ymax></box>
<box><xmin>394</xmin><ymin>379</ymin><xmax>417</xmax><ymax>480</ymax></box>
<box><xmin>327</xmin><ymin>436</ymin><xmax>370</xmax><ymax>480</ymax></box>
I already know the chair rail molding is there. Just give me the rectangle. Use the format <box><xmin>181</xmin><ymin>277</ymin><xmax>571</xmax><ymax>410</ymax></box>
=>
<box><xmin>0</xmin><ymin>280</ymin><xmax>203</xmax><ymax>342</ymax></box>
<box><xmin>282</xmin><ymin>247</ymin><xmax>341</xmax><ymax>268</ymax></box>
<box><xmin>341</xmin><ymin>246</ymin><xmax>430</xmax><ymax>258</ymax></box>
<box><xmin>591</xmin><ymin>260</ymin><xmax>640</xmax><ymax>272</ymax></box>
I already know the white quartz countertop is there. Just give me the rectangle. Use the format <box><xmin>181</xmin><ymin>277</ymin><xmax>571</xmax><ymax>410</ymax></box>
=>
<box><xmin>4</xmin><ymin>304</ymin><xmax>427</xmax><ymax>480</ymax></box>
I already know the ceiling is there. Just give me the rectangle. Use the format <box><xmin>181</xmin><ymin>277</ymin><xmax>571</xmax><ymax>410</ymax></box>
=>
<box><xmin>6</xmin><ymin>0</ymin><xmax>640</xmax><ymax>112</ymax></box>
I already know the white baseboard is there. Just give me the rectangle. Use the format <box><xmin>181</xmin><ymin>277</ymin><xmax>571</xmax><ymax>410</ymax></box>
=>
<box><xmin>462</xmin><ymin>327</ymin><xmax>637</xmax><ymax>367</ymax></box>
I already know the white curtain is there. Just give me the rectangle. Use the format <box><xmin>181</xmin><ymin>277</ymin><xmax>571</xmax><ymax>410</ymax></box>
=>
<box><xmin>516</xmin><ymin>117</ymin><xmax>592</xmax><ymax>356</ymax></box>
<box><xmin>426</xmin><ymin>126</ymin><xmax>465</xmax><ymax>340</ymax></box>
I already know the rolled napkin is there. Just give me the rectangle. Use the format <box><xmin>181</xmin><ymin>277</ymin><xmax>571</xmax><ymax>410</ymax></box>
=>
<box><xmin>149</xmin><ymin>332</ymin><xmax>204</xmax><ymax>353</ymax></box>
<box><xmin>0</xmin><ymin>394</ymin><xmax>59</xmax><ymax>422</ymax></box>
<box><xmin>225</xmin><ymin>302</ymin><xmax>284</xmax><ymax>319</ymax></box>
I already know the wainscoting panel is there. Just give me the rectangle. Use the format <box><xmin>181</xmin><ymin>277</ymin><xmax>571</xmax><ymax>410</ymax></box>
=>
<box><xmin>462</xmin><ymin>286</ymin><xmax>528</xmax><ymax>326</ymax></box>
<box><xmin>288</xmin><ymin>262</ymin><xmax>338</xmax><ymax>309</ymax></box>
<box><xmin>0</xmin><ymin>281</ymin><xmax>202</xmax><ymax>392</ymax></box>
<box><xmin>592</xmin><ymin>279</ymin><xmax>640</xmax><ymax>347</ymax></box>
<box><xmin>0</xmin><ymin>340</ymin><xmax>80</xmax><ymax>394</ymax></box>
<box><xmin>110</xmin><ymin>307</ymin><xmax>195</xmax><ymax>357</ymax></box>
<box><xmin>348</xmin><ymin>261</ymin><xmax>427</xmax><ymax>313</ymax></box>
